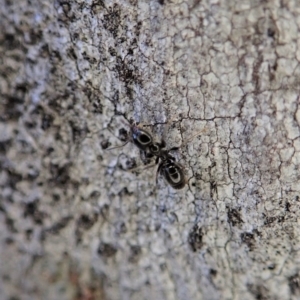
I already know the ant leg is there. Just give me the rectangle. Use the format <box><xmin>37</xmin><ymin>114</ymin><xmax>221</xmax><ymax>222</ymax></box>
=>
<box><xmin>180</xmin><ymin>127</ymin><xmax>208</xmax><ymax>148</ymax></box>
<box><xmin>156</xmin><ymin>162</ymin><xmax>163</xmax><ymax>185</ymax></box>
<box><xmin>106</xmin><ymin>141</ymin><xmax>129</xmax><ymax>150</ymax></box>
<box><xmin>155</xmin><ymin>156</ymin><xmax>159</xmax><ymax>165</ymax></box>
<box><xmin>140</xmin><ymin>150</ymin><xmax>153</xmax><ymax>165</ymax></box>
<box><xmin>129</xmin><ymin>162</ymin><xmax>157</xmax><ymax>172</ymax></box>
<box><xmin>159</xmin><ymin>139</ymin><xmax>166</xmax><ymax>149</ymax></box>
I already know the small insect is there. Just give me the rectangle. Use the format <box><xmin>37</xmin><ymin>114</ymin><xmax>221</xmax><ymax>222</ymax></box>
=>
<box><xmin>108</xmin><ymin>118</ymin><xmax>188</xmax><ymax>189</ymax></box>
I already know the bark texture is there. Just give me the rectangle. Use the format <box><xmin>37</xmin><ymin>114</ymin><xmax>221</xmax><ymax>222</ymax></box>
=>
<box><xmin>1</xmin><ymin>0</ymin><xmax>300</xmax><ymax>299</ymax></box>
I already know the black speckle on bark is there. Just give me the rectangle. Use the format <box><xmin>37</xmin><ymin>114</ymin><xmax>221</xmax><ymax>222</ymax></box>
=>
<box><xmin>247</xmin><ymin>284</ymin><xmax>270</xmax><ymax>300</ymax></box>
<box><xmin>188</xmin><ymin>224</ymin><xmax>203</xmax><ymax>252</ymax></box>
<box><xmin>288</xmin><ymin>273</ymin><xmax>300</xmax><ymax>295</ymax></box>
<box><xmin>227</xmin><ymin>207</ymin><xmax>243</xmax><ymax>227</ymax></box>
<box><xmin>97</xmin><ymin>243</ymin><xmax>117</xmax><ymax>258</ymax></box>
<box><xmin>241</xmin><ymin>232</ymin><xmax>255</xmax><ymax>251</ymax></box>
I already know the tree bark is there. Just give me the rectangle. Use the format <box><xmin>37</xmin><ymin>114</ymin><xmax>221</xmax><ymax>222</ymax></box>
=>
<box><xmin>1</xmin><ymin>0</ymin><xmax>300</xmax><ymax>299</ymax></box>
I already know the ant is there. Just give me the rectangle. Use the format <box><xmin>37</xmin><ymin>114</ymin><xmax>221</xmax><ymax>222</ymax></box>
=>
<box><xmin>108</xmin><ymin>118</ymin><xmax>189</xmax><ymax>190</ymax></box>
<box><xmin>108</xmin><ymin>119</ymin><xmax>186</xmax><ymax>189</ymax></box>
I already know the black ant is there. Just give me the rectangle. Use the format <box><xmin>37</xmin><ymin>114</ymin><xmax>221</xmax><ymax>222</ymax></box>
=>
<box><xmin>108</xmin><ymin>118</ymin><xmax>187</xmax><ymax>190</ymax></box>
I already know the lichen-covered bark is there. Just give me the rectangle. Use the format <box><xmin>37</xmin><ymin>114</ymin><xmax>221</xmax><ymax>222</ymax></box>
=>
<box><xmin>1</xmin><ymin>0</ymin><xmax>300</xmax><ymax>299</ymax></box>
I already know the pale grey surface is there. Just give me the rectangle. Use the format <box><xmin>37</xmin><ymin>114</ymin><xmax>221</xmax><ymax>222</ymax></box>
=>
<box><xmin>1</xmin><ymin>0</ymin><xmax>300</xmax><ymax>299</ymax></box>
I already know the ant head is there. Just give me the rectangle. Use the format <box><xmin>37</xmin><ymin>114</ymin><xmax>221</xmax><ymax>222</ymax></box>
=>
<box><xmin>131</xmin><ymin>125</ymin><xmax>153</xmax><ymax>151</ymax></box>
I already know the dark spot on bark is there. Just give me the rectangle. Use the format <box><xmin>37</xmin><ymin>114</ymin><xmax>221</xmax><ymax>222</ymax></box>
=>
<box><xmin>0</xmin><ymin>204</ymin><xmax>5</xmax><ymax>213</ymax></box>
<box><xmin>52</xmin><ymin>193</ymin><xmax>60</xmax><ymax>202</ymax></box>
<box><xmin>227</xmin><ymin>207</ymin><xmax>243</xmax><ymax>226</ymax></box>
<box><xmin>50</xmin><ymin>163</ymin><xmax>70</xmax><ymax>185</ymax></box>
<box><xmin>51</xmin><ymin>50</ymin><xmax>62</xmax><ymax>61</ymax></box>
<box><xmin>82</xmin><ymin>52</ymin><xmax>97</xmax><ymax>64</ymax></box>
<box><xmin>116</xmin><ymin>222</ymin><xmax>127</xmax><ymax>235</ymax></box>
<box><xmin>169</xmin><ymin>212</ymin><xmax>178</xmax><ymax>223</ymax></box>
<box><xmin>128</xmin><ymin>246</ymin><xmax>142</xmax><ymax>263</ymax></box>
<box><xmin>210</xmin><ymin>269</ymin><xmax>217</xmax><ymax>277</ymax></box>
<box><xmin>3</xmin><ymin>33</ymin><xmax>20</xmax><ymax>50</ymax></box>
<box><xmin>103</xmin><ymin>4</ymin><xmax>121</xmax><ymax>38</ymax></box>
<box><xmin>188</xmin><ymin>224</ymin><xmax>203</xmax><ymax>252</ymax></box>
<box><xmin>45</xmin><ymin>216</ymin><xmax>73</xmax><ymax>235</ymax></box>
<box><xmin>25</xmin><ymin>229</ymin><xmax>33</xmax><ymax>240</ymax></box>
<box><xmin>210</xmin><ymin>180</ymin><xmax>217</xmax><ymax>197</ymax></box>
<box><xmin>118</xmin><ymin>128</ymin><xmax>128</xmax><ymax>142</ymax></box>
<box><xmin>277</xmin><ymin>215</ymin><xmax>284</xmax><ymax>223</ymax></box>
<box><xmin>25</xmin><ymin>119</ymin><xmax>37</xmax><ymax>129</ymax></box>
<box><xmin>5</xmin><ymin>217</ymin><xmax>17</xmax><ymax>233</ymax></box>
<box><xmin>61</xmin><ymin>2</ymin><xmax>71</xmax><ymax>14</ymax></box>
<box><xmin>263</xmin><ymin>213</ymin><xmax>276</xmax><ymax>226</ymax></box>
<box><xmin>97</xmin><ymin>243</ymin><xmax>117</xmax><ymax>257</ymax></box>
<box><xmin>67</xmin><ymin>47</ymin><xmax>77</xmax><ymax>60</ymax></box>
<box><xmin>268</xmin><ymin>263</ymin><xmax>276</xmax><ymax>270</ymax></box>
<box><xmin>27</xmin><ymin>165</ymin><xmax>40</xmax><ymax>180</ymax></box>
<box><xmin>252</xmin><ymin>55</ymin><xmax>263</xmax><ymax>93</ymax></box>
<box><xmin>77</xmin><ymin>214</ymin><xmax>98</xmax><ymax>230</ymax></box>
<box><xmin>28</xmin><ymin>29</ymin><xmax>43</xmax><ymax>45</ymax></box>
<box><xmin>7</xmin><ymin>169</ymin><xmax>22</xmax><ymax>188</ymax></box>
<box><xmin>90</xmin><ymin>190</ymin><xmax>101</xmax><ymax>199</ymax></box>
<box><xmin>46</xmin><ymin>147</ymin><xmax>54</xmax><ymax>155</ymax></box>
<box><xmin>69</xmin><ymin>120</ymin><xmax>89</xmax><ymax>144</ymax></box>
<box><xmin>3</xmin><ymin>92</ymin><xmax>25</xmax><ymax>120</ymax></box>
<box><xmin>241</xmin><ymin>232</ymin><xmax>255</xmax><ymax>250</ymax></box>
<box><xmin>109</xmin><ymin>47</ymin><xmax>117</xmax><ymax>56</ymax></box>
<box><xmin>75</xmin><ymin>214</ymin><xmax>98</xmax><ymax>244</ymax></box>
<box><xmin>8</xmin><ymin>296</ymin><xmax>20</xmax><ymax>300</ymax></box>
<box><xmin>288</xmin><ymin>273</ymin><xmax>300</xmax><ymax>295</ymax></box>
<box><xmin>155</xmin><ymin>223</ymin><xmax>161</xmax><ymax>231</ymax></box>
<box><xmin>285</xmin><ymin>201</ymin><xmax>291</xmax><ymax>212</ymax></box>
<box><xmin>5</xmin><ymin>237</ymin><xmax>14</xmax><ymax>244</ymax></box>
<box><xmin>158</xmin><ymin>205</ymin><xmax>167</xmax><ymax>213</ymax></box>
<box><xmin>158</xmin><ymin>0</ymin><xmax>164</xmax><ymax>5</ymax></box>
<box><xmin>247</xmin><ymin>284</ymin><xmax>270</xmax><ymax>300</ymax></box>
<box><xmin>57</xmin><ymin>1</ymin><xmax>76</xmax><ymax>23</ymax></box>
<box><xmin>92</xmin><ymin>98</ymin><xmax>103</xmax><ymax>114</ymax></box>
<box><xmin>118</xmin><ymin>187</ymin><xmax>133</xmax><ymax>196</ymax></box>
<box><xmin>101</xmin><ymin>139</ymin><xmax>110</xmax><ymax>150</ymax></box>
<box><xmin>91</xmin><ymin>0</ymin><xmax>105</xmax><ymax>14</ymax></box>
<box><xmin>125</xmin><ymin>158</ymin><xmax>137</xmax><ymax>170</ymax></box>
<box><xmin>42</xmin><ymin>113</ymin><xmax>54</xmax><ymax>130</ymax></box>
<box><xmin>0</xmin><ymin>139</ymin><xmax>12</xmax><ymax>154</ymax></box>
<box><xmin>24</xmin><ymin>201</ymin><xmax>45</xmax><ymax>225</ymax></box>
<box><xmin>267</xmin><ymin>28</ymin><xmax>275</xmax><ymax>38</ymax></box>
